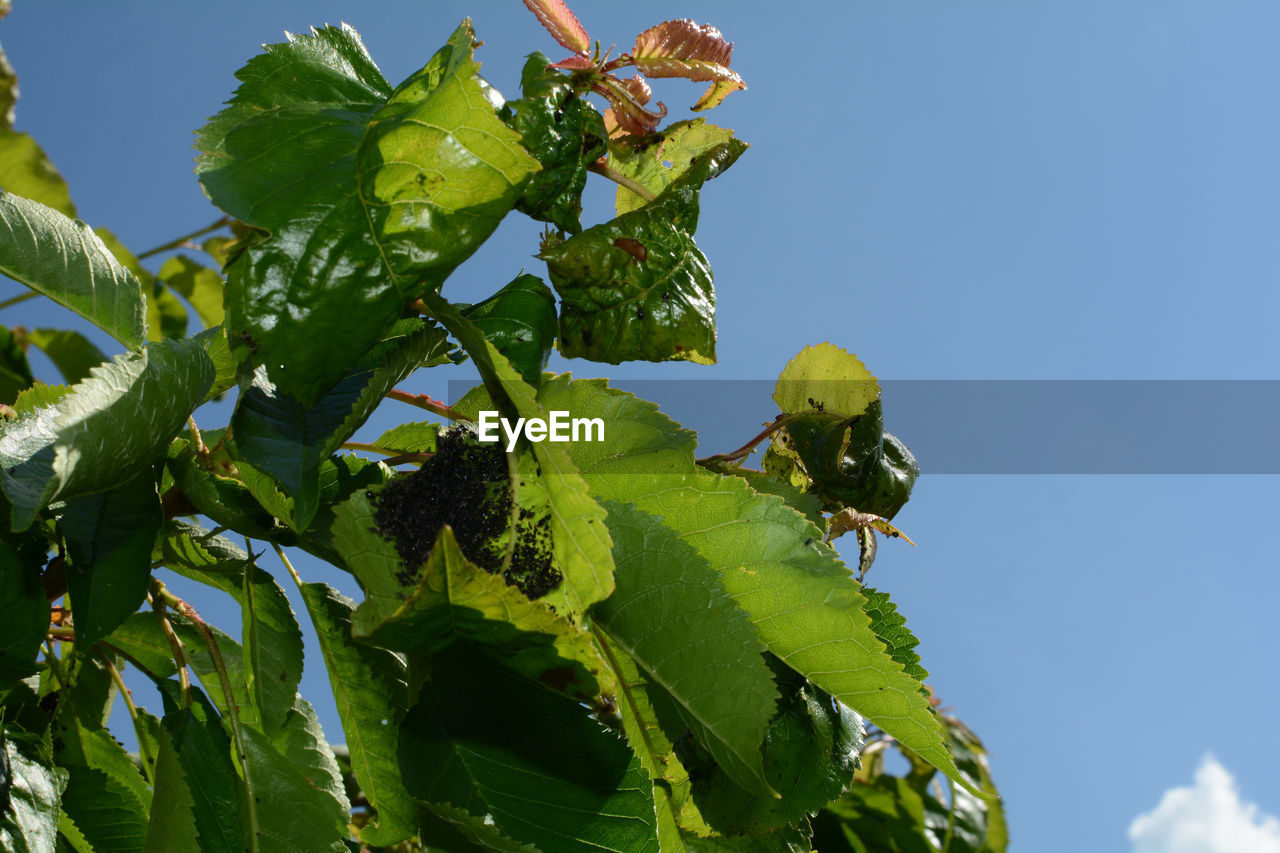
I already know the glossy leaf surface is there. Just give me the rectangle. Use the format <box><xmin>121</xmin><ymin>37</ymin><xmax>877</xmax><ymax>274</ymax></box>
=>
<box><xmin>501</xmin><ymin>54</ymin><xmax>609</xmax><ymax>232</ymax></box>
<box><xmin>461</xmin><ymin>274</ymin><xmax>558</xmax><ymax>387</ymax></box>
<box><xmin>0</xmin><ymin>337</ymin><xmax>213</xmax><ymax>529</ymax></box>
<box><xmin>609</xmin><ymin>119</ymin><xmax>737</xmax><ymax>214</ymax></box>
<box><xmin>0</xmin><ymin>191</ymin><xmax>146</xmax><ymax>348</ymax></box>
<box><xmin>0</xmin><ymin>736</ymin><xmax>62</xmax><ymax>853</ymax></box>
<box><xmin>197</xmin><ymin>22</ymin><xmax>538</xmax><ymax>404</ymax></box>
<box><xmin>540</xmin><ymin>141</ymin><xmax>745</xmax><ymax>364</ymax></box>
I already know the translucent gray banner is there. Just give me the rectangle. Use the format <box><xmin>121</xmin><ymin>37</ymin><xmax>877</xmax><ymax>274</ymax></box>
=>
<box><xmin>447</xmin><ymin>380</ymin><xmax>1280</xmax><ymax>474</ymax></box>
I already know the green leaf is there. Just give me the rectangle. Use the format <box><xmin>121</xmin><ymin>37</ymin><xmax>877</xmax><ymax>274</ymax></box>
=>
<box><xmin>1</xmin><ymin>735</ymin><xmax>63</xmax><ymax>853</ymax></box>
<box><xmin>56</xmin><ymin>752</ymin><xmax>149</xmax><ymax>853</ymax></box>
<box><xmin>12</xmin><ymin>383</ymin><xmax>67</xmax><ymax>414</ymax></box>
<box><xmin>419</xmin><ymin>802</ymin><xmax>543</xmax><ymax>853</ymax></box>
<box><xmin>230</xmin><ymin>317</ymin><xmax>448</xmax><ymax>529</ymax></box>
<box><xmin>297</xmin><ymin>583</ymin><xmax>416</xmax><ymax>847</ymax></box>
<box><xmin>0</xmin><ymin>324</ymin><xmax>34</xmax><ymax>404</ymax></box>
<box><xmin>196</xmin><ymin>22</ymin><xmax>539</xmax><ymax>404</ymax></box>
<box><xmin>539</xmin><ymin>141</ymin><xmax>746</xmax><ymax>365</ymax></box>
<box><xmin>861</xmin><ymin>587</ymin><xmax>929</xmax><ymax>688</ymax></box>
<box><xmin>531</xmin><ymin>375</ymin><xmax>978</xmax><ymax>798</ymax></box>
<box><xmin>22</xmin><ymin>329</ymin><xmax>107</xmax><ymax>386</ymax></box>
<box><xmin>677</xmin><ymin>656</ymin><xmax>864</xmax><ymax>835</ymax></box>
<box><xmin>333</xmin><ymin>503</ymin><xmax>606</xmax><ymax>701</ymax></box>
<box><xmin>156</xmin><ymin>684</ymin><xmax>243</xmax><ymax>853</ymax></box>
<box><xmin>0</xmin><ymin>337</ymin><xmax>214</xmax><ymax>530</ymax></box>
<box><xmin>372</xmin><ymin>421</ymin><xmax>439</xmax><ymax>453</ymax></box>
<box><xmin>420</xmin><ymin>291</ymin><xmax>615</xmax><ymax>615</ymax></box>
<box><xmin>773</xmin><ymin>343</ymin><xmax>878</xmax><ymax>420</ymax></box>
<box><xmin>399</xmin><ymin>647</ymin><xmax>659</xmax><ymax>853</ymax></box>
<box><xmin>163</xmin><ymin>439</ymin><xmax>296</xmax><ymax>546</ymax></box>
<box><xmin>56</xmin><ymin>809</ymin><xmax>95</xmax><ymax>853</ymax></box>
<box><xmin>241</xmin><ymin>704</ymin><xmax>350</xmax><ymax>853</ymax></box>
<box><xmin>593</xmin><ymin>499</ymin><xmax>777</xmax><ymax>797</ymax></box>
<box><xmin>156</xmin><ymin>255</ymin><xmax>224</xmax><ymax>328</ymax></box>
<box><xmin>608</xmin><ymin>119</ymin><xmax>737</xmax><ymax>214</ymax></box>
<box><xmin>765</xmin><ymin>402</ymin><xmax>919</xmax><ymax>520</ymax></box>
<box><xmin>0</xmin><ymin>132</ymin><xmax>75</xmax><ymax>217</ymax></box>
<box><xmin>500</xmin><ymin>54</ymin><xmax>609</xmax><ymax>232</ymax></box>
<box><xmin>155</xmin><ymin>522</ymin><xmax>303</xmax><ymax>733</ymax></box>
<box><xmin>141</xmin><ymin>718</ymin><xmax>201</xmax><ymax>853</ymax></box>
<box><xmin>190</xmin><ymin>326</ymin><xmax>236</xmax><ymax>403</ymax></box>
<box><xmin>461</xmin><ymin>274</ymin><xmax>557</xmax><ymax>387</ymax></box>
<box><xmin>0</xmin><ymin>535</ymin><xmax>48</xmax><ymax>688</ymax></box>
<box><xmin>62</xmin><ymin>469</ymin><xmax>162</xmax><ymax>647</ymax></box>
<box><xmin>0</xmin><ymin>192</ymin><xmax>146</xmax><ymax>347</ymax></box>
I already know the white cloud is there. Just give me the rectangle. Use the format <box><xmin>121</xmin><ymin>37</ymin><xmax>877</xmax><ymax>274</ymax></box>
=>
<box><xmin>1130</xmin><ymin>755</ymin><xmax>1280</xmax><ymax>853</ymax></box>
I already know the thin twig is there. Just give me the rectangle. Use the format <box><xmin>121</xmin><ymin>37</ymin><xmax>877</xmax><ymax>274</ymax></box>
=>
<box><xmin>0</xmin><ymin>291</ymin><xmax>39</xmax><ymax>311</ymax></box>
<box><xmin>152</xmin><ymin>579</ymin><xmax>260</xmax><ymax>852</ymax></box>
<box><xmin>385</xmin><ymin>388</ymin><xmax>466</xmax><ymax>421</ymax></box>
<box><xmin>587</xmin><ymin>160</ymin><xmax>658</xmax><ymax>202</ymax></box>
<box><xmin>136</xmin><ymin>216</ymin><xmax>233</xmax><ymax>260</ymax></box>
<box><xmin>696</xmin><ymin>413</ymin><xmax>800</xmax><ymax>467</ymax></box>
<box><xmin>271</xmin><ymin>543</ymin><xmax>303</xmax><ymax>588</ymax></box>
<box><xmin>148</xmin><ymin>591</ymin><xmax>191</xmax><ymax>708</ymax></box>
<box><xmin>96</xmin><ymin>650</ymin><xmax>159</xmax><ymax>784</ymax></box>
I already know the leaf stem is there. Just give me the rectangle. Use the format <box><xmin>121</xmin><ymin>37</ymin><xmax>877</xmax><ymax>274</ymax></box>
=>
<box><xmin>96</xmin><ymin>650</ymin><xmax>159</xmax><ymax>785</ymax></box>
<box><xmin>696</xmin><ymin>413</ymin><xmax>800</xmax><ymax>467</ymax></box>
<box><xmin>385</xmin><ymin>388</ymin><xmax>465</xmax><ymax>421</ymax></box>
<box><xmin>0</xmin><ymin>291</ymin><xmax>39</xmax><ymax>311</ymax></box>
<box><xmin>148</xmin><ymin>591</ymin><xmax>192</xmax><ymax>708</ymax></box>
<box><xmin>187</xmin><ymin>415</ymin><xmax>209</xmax><ymax>456</ymax></box>
<box><xmin>587</xmin><ymin>160</ymin><xmax>657</xmax><ymax>202</ymax></box>
<box><xmin>271</xmin><ymin>542</ymin><xmax>303</xmax><ymax>589</ymax></box>
<box><xmin>152</xmin><ymin>579</ymin><xmax>260</xmax><ymax>853</ymax></box>
<box><xmin>136</xmin><ymin>216</ymin><xmax>233</xmax><ymax>260</ymax></box>
<box><xmin>340</xmin><ymin>441</ymin><xmax>408</xmax><ymax>457</ymax></box>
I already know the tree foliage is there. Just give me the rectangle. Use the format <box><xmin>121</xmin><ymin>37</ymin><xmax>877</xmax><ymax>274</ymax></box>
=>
<box><xmin>0</xmin><ymin>3</ymin><xmax>1004</xmax><ymax>851</ymax></box>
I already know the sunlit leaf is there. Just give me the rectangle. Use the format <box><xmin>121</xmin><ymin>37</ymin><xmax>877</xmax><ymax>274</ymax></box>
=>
<box><xmin>630</xmin><ymin>19</ymin><xmax>745</xmax><ymax>111</ymax></box>
<box><xmin>0</xmin><ymin>133</ymin><xmax>75</xmax><ymax>217</ymax></box>
<box><xmin>157</xmin><ymin>255</ymin><xmax>224</xmax><ymax>328</ymax></box>
<box><xmin>608</xmin><ymin>119</ymin><xmax>737</xmax><ymax>214</ymax></box>
<box><xmin>593</xmin><ymin>499</ymin><xmax>777</xmax><ymax>797</ymax></box>
<box><xmin>0</xmin><ymin>735</ymin><xmax>63</xmax><ymax>853</ymax></box>
<box><xmin>540</xmin><ymin>141</ymin><xmax>745</xmax><ymax>364</ymax></box>
<box><xmin>196</xmin><ymin>22</ymin><xmax>539</xmax><ymax>404</ymax></box>
<box><xmin>0</xmin><ymin>337</ymin><xmax>213</xmax><ymax>530</ymax></box>
<box><xmin>0</xmin><ymin>192</ymin><xmax>145</xmax><ymax>348</ymax></box>
<box><xmin>520</xmin><ymin>0</ymin><xmax>591</xmax><ymax>55</ymax></box>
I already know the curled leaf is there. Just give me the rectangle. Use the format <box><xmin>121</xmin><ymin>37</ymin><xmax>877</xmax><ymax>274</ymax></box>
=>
<box><xmin>631</xmin><ymin>19</ymin><xmax>746</xmax><ymax>110</ymax></box>
<box><xmin>521</xmin><ymin>0</ymin><xmax>591</xmax><ymax>55</ymax></box>
<box><xmin>594</xmin><ymin>75</ymin><xmax>667</xmax><ymax>137</ymax></box>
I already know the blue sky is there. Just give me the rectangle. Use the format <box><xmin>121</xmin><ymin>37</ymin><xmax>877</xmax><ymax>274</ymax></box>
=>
<box><xmin>3</xmin><ymin>2</ymin><xmax>1277</xmax><ymax>850</ymax></box>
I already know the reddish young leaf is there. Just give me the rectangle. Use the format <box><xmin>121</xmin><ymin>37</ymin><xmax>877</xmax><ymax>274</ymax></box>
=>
<box><xmin>522</xmin><ymin>0</ymin><xmax>591</xmax><ymax>55</ymax></box>
<box><xmin>595</xmin><ymin>74</ymin><xmax>666</xmax><ymax>137</ymax></box>
<box><xmin>548</xmin><ymin>55</ymin><xmax>597</xmax><ymax>71</ymax></box>
<box><xmin>630</xmin><ymin>19</ymin><xmax>746</xmax><ymax>110</ymax></box>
